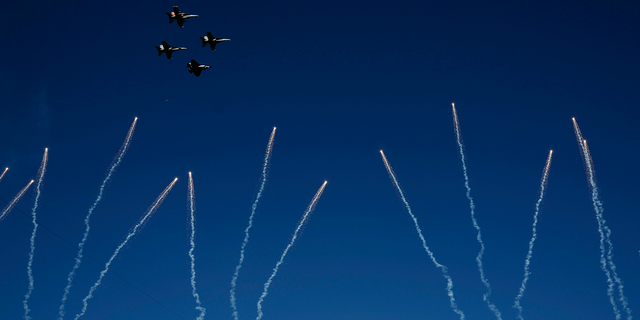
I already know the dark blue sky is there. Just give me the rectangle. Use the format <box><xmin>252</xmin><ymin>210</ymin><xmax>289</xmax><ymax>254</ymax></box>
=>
<box><xmin>1</xmin><ymin>0</ymin><xmax>639</xmax><ymax>319</ymax></box>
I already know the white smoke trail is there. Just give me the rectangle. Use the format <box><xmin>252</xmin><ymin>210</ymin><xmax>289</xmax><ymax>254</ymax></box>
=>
<box><xmin>58</xmin><ymin>117</ymin><xmax>137</xmax><ymax>320</ymax></box>
<box><xmin>230</xmin><ymin>127</ymin><xmax>277</xmax><ymax>320</ymax></box>
<box><xmin>256</xmin><ymin>181</ymin><xmax>327</xmax><ymax>320</ymax></box>
<box><xmin>0</xmin><ymin>167</ymin><xmax>8</xmax><ymax>184</ymax></box>
<box><xmin>573</xmin><ymin>118</ymin><xmax>632</xmax><ymax>320</ymax></box>
<box><xmin>188</xmin><ymin>172</ymin><xmax>206</xmax><ymax>320</ymax></box>
<box><xmin>513</xmin><ymin>150</ymin><xmax>553</xmax><ymax>320</ymax></box>
<box><xmin>0</xmin><ymin>180</ymin><xmax>34</xmax><ymax>222</ymax></box>
<box><xmin>452</xmin><ymin>104</ymin><xmax>502</xmax><ymax>320</ymax></box>
<box><xmin>23</xmin><ymin>148</ymin><xmax>48</xmax><ymax>320</ymax></box>
<box><xmin>74</xmin><ymin>177</ymin><xmax>178</xmax><ymax>320</ymax></box>
<box><xmin>380</xmin><ymin>150</ymin><xmax>465</xmax><ymax>320</ymax></box>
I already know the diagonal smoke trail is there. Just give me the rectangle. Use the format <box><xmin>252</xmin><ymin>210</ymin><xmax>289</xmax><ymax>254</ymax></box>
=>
<box><xmin>0</xmin><ymin>167</ymin><xmax>8</xmax><ymax>184</ymax></box>
<box><xmin>513</xmin><ymin>150</ymin><xmax>553</xmax><ymax>320</ymax></box>
<box><xmin>23</xmin><ymin>148</ymin><xmax>48</xmax><ymax>320</ymax></box>
<box><xmin>74</xmin><ymin>177</ymin><xmax>178</xmax><ymax>320</ymax></box>
<box><xmin>573</xmin><ymin>118</ymin><xmax>632</xmax><ymax>320</ymax></box>
<box><xmin>230</xmin><ymin>127</ymin><xmax>276</xmax><ymax>320</ymax></box>
<box><xmin>188</xmin><ymin>172</ymin><xmax>206</xmax><ymax>320</ymax></box>
<box><xmin>0</xmin><ymin>180</ymin><xmax>34</xmax><ymax>223</ymax></box>
<box><xmin>256</xmin><ymin>181</ymin><xmax>327</xmax><ymax>320</ymax></box>
<box><xmin>452</xmin><ymin>104</ymin><xmax>502</xmax><ymax>320</ymax></box>
<box><xmin>58</xmin><ymin>117</ymin><xmax>138</xmax><ymax>320</ymax></box>
<box><xmin>380</xmin><ymin>150</ymin><xmax>465</xmax><ymax>320</ymax></box>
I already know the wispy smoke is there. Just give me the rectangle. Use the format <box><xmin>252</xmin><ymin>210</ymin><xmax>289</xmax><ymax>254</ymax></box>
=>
<box><xmin>256</xmin><ymin>181</ymin><xmax>327</xmax><ymax>320</ymax></box>
<box><xmin>452</xmin><ymin>104</ymin><xmax>502</xmax><ymax>320</ymax></box>
<box><xmin>380</xmin><ymin>150</ymin><xmax>465</xmax><ymax>320</ymax></box>
<box><xmin>0</xmin><ymin>179</ymin><xmax>34</xmax><ymax>223</ymax></box>
<box><xmin>0</xmin><ymin>167</ymin><xmax>8</xmax><ymax>184</ymax></box>
<box><xmin>188</xmin><ymin>172</ymin><xmax>206</xmax><ymax>320</ymax></box>
<box><xmin>230</xmin><ymin>127</ymin><xmax>276</xmax><ymax>320</ymax></box>
<box><xmin>74</xmin><ymin>178</ymin><xmax>178</xmax><ymax>320</ymax></box>
<box><xmin>58</xmin><ymin>118</ymin><xmax>137</xmax><ymax>320</ymax></box>
<box><xmin>573</xmin><ymin>118</ymin><xmax>632</xmax><ymax>320</ymax></box>
<box><xmin>23</xmin><ymin>148</ymin><xmax>48</xmax><ymax>320</ymax></box>
<box><xmin>513</xmin><ymin>150</ymin><xmax>553</xmax><ymax>320</ymax></box>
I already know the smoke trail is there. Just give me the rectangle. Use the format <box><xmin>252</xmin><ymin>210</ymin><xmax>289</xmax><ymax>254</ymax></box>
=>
<box><xmin>0</xmin><ymin>180</ymin><xmax>34</xmax><ymax>223</ymax></box>
<box><xmin>573</xmin><ymin>118</ymin><xmax>632</xmax><ymax>320</ymax></box>
<box><xmin>230</xmin><ymin>127</ymin><xmax>277</xmax><ymax>320</ymax></box>
<box><xmin>256</xmin><ymin>181</ymin><xmax>327</xmax><ymax>320</ymax></box>
<box><xmin>452</xmin><ymin>104</ymin><xmax>502</xmax><ymax>320</ymax></box>
<box><xmin>188</xmin><ymin>172</ymin><xmax>206</xmax><ymax>320</ymax></box>
<box><xmin>513</xmin><ymin>150</ymin><xmax>553</xmax><ymax>320</ymax></box>
<box><xmin>380</xmin><ymin>150</ymin><xmax>465</xmax><ymax>320</ymax></box>
<box><xmin>0</xmin><ymin>167</ymin><xmax>8</xmax><ymax>184</ymax></box>
<box><xmin>74</xmin><ymin>177</ymin><xmax>178</xmax><ymax>320</ymax></box>
<box><xmin>23</xmin><ymin>148</ymin><xmax>48</xmax><ymax>320</ymax></box>
<box><xmin>58</xmin><ymin>117</ymin><xmax>138</xmax><ymax>320</ymax></box>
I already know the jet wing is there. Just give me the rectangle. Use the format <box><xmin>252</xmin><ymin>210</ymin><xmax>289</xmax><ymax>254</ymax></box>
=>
<box><xmin>209</xmin><ymin>42</ymin><xmax>217</xmax><ymax>50</ymax></box>
<box><xmin>207</xmin><ymin>31</ymin><xmax>214</xmax><ymax>38</ymax></box>
<box><xmin>165</xmin><ymin>51</ymin><xmax>173</xmax><ymax>59</ymax></box>
<box><xmin>177</xmin><ymin>20</ymin><xmax>185</xmax><ymax>28</ymax></box>
<box><xmin>193</xmin><ymin>69</ymin><xmax>202</xmax><ymax>77</ymax></box>
<box><xmin>162</xmin><ymin>41</ymin><xmax>170</xmax><ymax>47</ymax></box>
<box><xmin>173</xmin><ymin>6</ymin><xmax>181</xmax><ymax>14</ymax></box>
<box><xmin>190</xmin><ymin>59</ymin><xmax>199</xmax><ymax>65</ymax></box>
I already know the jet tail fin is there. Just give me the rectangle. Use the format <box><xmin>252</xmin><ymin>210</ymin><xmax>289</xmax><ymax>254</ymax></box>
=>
<box><xmin>155</xmin><ymin>46</ymin><xmax>163</xmax><ymax>56</ymax></box>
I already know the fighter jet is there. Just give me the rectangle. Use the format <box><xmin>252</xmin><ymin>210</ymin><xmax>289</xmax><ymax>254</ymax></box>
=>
<box><xmin>200</xmin><ymin>32</ymin><xmax>230</xmax><ymax>51</ymax></box>
<box><xmin>166</xmin><ymin>6</ymin><xmax>198</xmax><ymax>28</ymax></box>
<box><xmin>155</xmin><ymin>41</ymin><xmax>186</xmax><ymax>59</ymax></box>
<box><xmin>187</xmin><ymin>59</ymin><xmax>211</xmax><ymax>77</ymax></box>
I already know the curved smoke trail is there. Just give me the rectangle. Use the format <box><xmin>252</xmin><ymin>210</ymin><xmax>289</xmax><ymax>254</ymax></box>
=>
<box><xmin>380</xmin><ymin>150</ymin><xmax>466</xmax><ymax>320</ymax></box>
<box><xmin>230</xmin><ymin>127</ymin><xmax>276</xmax><ymax>320</ymax></box>
<box><xmin>23</xmin><ymin>148</ymin><xmax>48</xmax><ymax>320</ymax></box>
<box><xmin>513</xmin><ymin>150</ymin><xmax>553</xmax><ymax>320</ymax></box>
<box><xmin>58</xmin><ymin>117</ymin><xmax>137</xmax><ymax>320</ymax></box>
<box><xmin>0</xmin><ymin>180</ymin><xmax>34</xmax><ymax>223</ymax></box>
<box><xmin>188</xmin><ymin>172</ymin><xmax>206</xmax><ymax>320</ymax></box>
<box><xmin>256</xmin><ymin>181</ymin><xmax>327</xmax><ymax>320</ymax></box>
<box><xmin>573</xmin><ymin>118</ymin><xmax>632</xmax><ymax>320</ymax></box>
<box><xmin>74</xmin><ymin>178</ymin><xmax>178</xmax><ymax>320</ymax></box>
<box><xmin>0</xmin><ymin>167</ymin><xmax>8</xmax><ymax>184</ymax></box>
<box><xmin>452</xmin><ymin>104</ymin><xmax>502</xmax><ymax>320</ymax></box>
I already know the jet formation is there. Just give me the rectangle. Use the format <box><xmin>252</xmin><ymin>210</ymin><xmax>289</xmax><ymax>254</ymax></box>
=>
<box><xmin>157</xmin><ymin>6</ymin><xmax>230</xmax><ymax>77</ymax></box>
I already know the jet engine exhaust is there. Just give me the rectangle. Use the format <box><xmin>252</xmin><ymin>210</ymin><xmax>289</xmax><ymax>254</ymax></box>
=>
<box><xmin>513</xmin><ymin>150</ymin><xmax>553</xmax><ymax>320</ymax></box>
<box><xmin>0</xmin><ymin>180</ymin><xmax>34</xmax><ymax>223</ymax></box>
<box><xmin>58</xmin><ymin>117</ymin><xmax>138</xmax><ymax>320</ymax></box>
<box><xmin>230</xmin><ymin>127</ymin><xmax>277</xmax><ymax>320</ymax></box>
<box><xmin>573</xmin><ymin>118</ymin><xmax>632</xmax><ymax>320</ymax></box>
<box><xmin>452</xmin><ymin>104</ymin><xmax>502</xmax><ymax>320</ymax></box>
<box><xmin>380</xmin><ymin>150</ymin><xmax>466</xmax><ymax>320</ymax></box>
<box><xmin>74</xmin><ymin>177</ymin><xmax>178</xmax><ymax>320</ymax></box>
<box><xmin>255</xmin><ymin>181</ymin><xmax>327</xmax><ymax>320</ymax></box>
<box><xmin>23</xmin><ymin>148</ymin><xmax>48</xmax><ymax>320</ymax></box>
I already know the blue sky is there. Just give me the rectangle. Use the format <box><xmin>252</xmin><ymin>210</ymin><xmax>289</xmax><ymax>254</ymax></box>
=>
<box><xmin>1</xmin><ymin>0</ymin><xmax>639</xmax><ymax>319</ymax></box>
